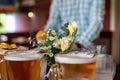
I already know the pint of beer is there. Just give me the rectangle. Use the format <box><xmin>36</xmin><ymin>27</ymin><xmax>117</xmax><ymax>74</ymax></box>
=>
<box><xmin>54</xmin><ymin>53</ymin><xmax>96</xmax><ymax>80</ymax></box>
<box><xmin>0</xmin><ymin>52</ymin><xmax>7</xmax><ymax>80</ymax></box>
<box><xmin>1</xmin><ymin>51</ymin><xmax>42</xmax><ymax>80</ymax></box>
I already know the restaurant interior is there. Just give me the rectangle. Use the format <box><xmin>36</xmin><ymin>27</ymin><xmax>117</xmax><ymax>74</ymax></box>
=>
<box><xmin>0</xmin><ymin>0</ymin><xmax>120</xmax><ymax>80</ymax></box>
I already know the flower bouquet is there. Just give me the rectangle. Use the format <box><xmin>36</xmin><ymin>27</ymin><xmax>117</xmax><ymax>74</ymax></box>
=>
<box><xmin>29</xmin><ymin>21</ymin><xmax>78</xmax><ymax>66</ymax></box>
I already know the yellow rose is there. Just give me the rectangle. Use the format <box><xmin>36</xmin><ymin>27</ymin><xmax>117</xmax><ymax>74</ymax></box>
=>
<box><xmin>68</xmin><ymin>21</ymin><xmax>77</xmax><ymax>36</ymax></box>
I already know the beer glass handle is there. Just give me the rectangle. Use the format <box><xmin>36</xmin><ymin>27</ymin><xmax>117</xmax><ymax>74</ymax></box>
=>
<box><xmin>0</xmin><ymin>51</ymin><xmax>9</xmax><ymax>63</ymax></box>
<box><xmin>0</xmin><ymin>58</ymin><xmax>5</xmax><ymax>63</ymax></box>
<box><xmin>45</xmin><ymin>64</ymin><xmax>60</xmax><ymax>80</ymax></box>
<box><xmin>0</xmin><ymin>50</ymin><xmax>14</xmax><ymax>63</ymax></box>
<box><xmin>0</xmin><ymin>51</ymin><xmax>15</xmax><ymax>63</ymax></box>
<box><xmin>0</xmin><ymin>58</ymin><xmax>8</xmax><ymax>80</ymax></box>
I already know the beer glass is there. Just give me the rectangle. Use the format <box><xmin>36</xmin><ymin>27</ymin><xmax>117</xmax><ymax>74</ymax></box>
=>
<box><xmin>0</xmin><ymin>51</ymin><xmax>7</xmax><ymax>80</ymax></box>
<box><xmin>0</xmin><ymin>46</ymin><xmax>28</xmax><ymax>80</ymax></box>
<box><xmin>95</xmin><ymin>54</ymin><xmax>116</xmax><ymax>80</ymax></box>
<box><xmin>0</xmin><ymin>51</ymin><xmax>42</xmax><ymax>80</ymax></box>
<box><xmin>50</xmin><ymin>50</ymin><xmax>97</xmax><ymax>80</ymax></box>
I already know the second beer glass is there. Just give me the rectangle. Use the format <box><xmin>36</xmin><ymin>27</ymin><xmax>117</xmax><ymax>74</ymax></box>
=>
<box><xmin>50</xmin><ymin>50</ymin><xmax>97</xmax><ymax>80</ymax></box>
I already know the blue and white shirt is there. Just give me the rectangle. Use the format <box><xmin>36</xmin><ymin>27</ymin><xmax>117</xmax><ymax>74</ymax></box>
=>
<box><xmin>44</xmin><ymin>0</ymin><xmax>105</xmax><ymax>47</ymax></box>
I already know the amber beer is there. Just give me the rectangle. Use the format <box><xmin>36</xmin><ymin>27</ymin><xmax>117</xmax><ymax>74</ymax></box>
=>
<box><xmin>55</xmin><ymin>54</ymin><xmax>96</xmax><ymax>80</ymax></box>
<box><xmin>3</xmin><ymin>52</ymin><xmax>42</xmax><ymax>80</ymax></box>
<box><xmin>0</xmin><ymin>52</ymin><xmax>8</xmax><ymax>80</ymax></box>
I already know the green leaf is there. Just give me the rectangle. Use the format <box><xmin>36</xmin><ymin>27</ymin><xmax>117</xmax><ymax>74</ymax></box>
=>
<box><xmin>44</xmin><ymin>54</ymin><xmax>55</xmax><ymax>66</ymax></box>
<box><xmin>64</xmin><ymin>23</ymin><xmax>69</xmax><ymax>27</ymax></box>
<box><xmin>51</xmin><ymin>47</ymin><xmax>61</xmax><ymax>54</ymax></box>
<box><xmin>59</xmin><ymin>23</ymin><xmax>69</xmax><ymax>37</ymax></box>
<box><xmin>45</xmin><ymin>38</ymin><xmax>53</xmax><ymax>46</ymax></box>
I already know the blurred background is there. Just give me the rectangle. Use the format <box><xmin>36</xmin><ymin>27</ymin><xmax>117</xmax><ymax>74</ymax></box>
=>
<box><xmin>0</xmin><ymin>0</ymin><xmax>51</xmax><ymax>46</ymax></box>
<box><xmin>0</xmin><ymin>0</ymin><xmax>119</xmax><ymax>73</ymax></box>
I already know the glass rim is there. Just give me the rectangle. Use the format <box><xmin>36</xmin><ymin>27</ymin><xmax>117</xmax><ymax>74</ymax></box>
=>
<box><xmin>55</xmin><ymin>53</ymin><xmax>96</xmax><ymax>64</ymax></box>
<box><xmin>4</xmin><ymin>51</ymin><xmax>42</xmax><ymax>61</ymax></box>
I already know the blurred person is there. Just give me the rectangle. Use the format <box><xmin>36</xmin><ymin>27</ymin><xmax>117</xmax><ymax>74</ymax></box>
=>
<box><xmin>44</xmin><ymin>0</ymin><xmax>105</xmax><ymax>48</ymax></box>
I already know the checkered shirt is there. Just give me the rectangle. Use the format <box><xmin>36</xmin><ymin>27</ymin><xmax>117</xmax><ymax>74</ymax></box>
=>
<box><xmin>44</xmin><ymin>0</ymin><xmax>105</xmax><ymax>47</ymax></box>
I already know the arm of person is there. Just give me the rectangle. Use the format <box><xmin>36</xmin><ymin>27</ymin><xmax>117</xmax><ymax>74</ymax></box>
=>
<box><xmin>44</xmin><ymin>0</ymin><xmax>60</xmax><ymax>31</ymax></box>
<box><xmin>78</xmin><ymin>0</ymin><xmax>105</xmax><ymax>47</ymax></box>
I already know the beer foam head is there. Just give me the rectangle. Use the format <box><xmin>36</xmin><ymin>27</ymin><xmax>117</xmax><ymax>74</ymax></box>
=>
<box><xmin>55</xmin><ymin>54</ymin><xmax>96</xmax><ymax>64</ymax></box>
<box><xmin>4</xmin><ymin>52</ymin><xmax>42</xmax><ymax>61</ymax></box>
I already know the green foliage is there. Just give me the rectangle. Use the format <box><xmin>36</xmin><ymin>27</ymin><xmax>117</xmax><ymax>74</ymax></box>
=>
<box><xmin>59</xmin><ymin>23</ymin><xmax>69</xmax><ymax>38</ymax></box>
